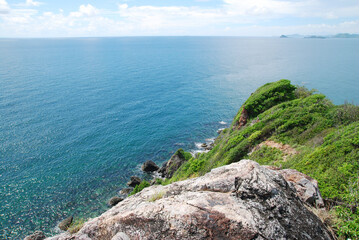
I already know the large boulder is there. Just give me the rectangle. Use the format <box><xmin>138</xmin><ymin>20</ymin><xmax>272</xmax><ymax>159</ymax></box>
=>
<box><xmin>24</xmin><ymin>231</ymin><xmax>46</xmax><ymax>240</ymax></box>
<box><xmin>159</xmin><ymin>149</ymin><xmax>188</xmax><ymax>178</ymax></box>
<box><xmin>58</xmin><ymin>216</ymin><xmax>73</xmax><ymax>231</ymax></box>
<box><xmin>108</xmin><ymin>196</ymin><xmax>124</xmax><ymax>207</ymax></box>
<box><xmin>141</xmin><ymin>160</ymin><xmax>159</xmax><ymax>172</ymax></box>
<box><xmin>127</xmin><ymin>176</ymin><xmax>141</xmax><ymax>187</ymax></box>
<box><xmin>50</xmin><ymin>160</ymin><xmax>333</xmax><ymax>240</ymax></box>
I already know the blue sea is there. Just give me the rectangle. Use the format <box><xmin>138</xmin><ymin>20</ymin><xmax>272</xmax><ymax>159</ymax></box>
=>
<box><xmin>1</xmin><ymin>37</ymin><xmax>359</xmax><ymax>239</ymax></box>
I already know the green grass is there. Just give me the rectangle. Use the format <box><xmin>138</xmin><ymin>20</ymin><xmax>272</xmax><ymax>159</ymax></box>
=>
<box><xmin>148</xmin><ymin>191</ymin><xmax>165</xmax><ymax>202</ymax></box>
<box><xmin>167</xmin><ymin>79</ymin><xmax>359</xmax><ymax>238</ymax></box>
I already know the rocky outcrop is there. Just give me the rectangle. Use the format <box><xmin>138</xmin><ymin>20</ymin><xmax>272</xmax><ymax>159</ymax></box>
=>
<box><xmin>58</xmin><ymin>216</ymin><xmax>73</xmax><ymax>231</ymax></box>
<box><xmin>236</xmin><ymin>106</ymin><xmax>249</xmax><ymax>129</ymax></box>
<box><xmin>119</xmin><ymin>188</ymin><xmax>132</xmax><ymax>196</ymax></box>
<box><xmin>141</xmin><ymin>160</ymin><xmax>159</xmax><ymax>172</ymax></box>
<box><xmin>47</xmin><ymin>160</ymin><xmax>333</xmax><ymax>240</ymax></box>
<box><xmin>159</xmin><ymin>149</ymin><xmax>188</xmax><ymax>178</ymax></box>
<box><xmin>278</xmin><ymin>169</ymin><xmax>324</xmax><ymax>207</ymax></box>
<box><xmin>24</xmin><ymin>231</ymin><xmax>46</xmax><ymax>240</ymax></box>
<box><xmin>127</xmin><ymin>176</ymin><xmax>141</xmax><ymax>187</ymax></box>
<box><xmin>108</xmin><ymin>196</ymin><xmax>124</xmax><ymax>207</ymax></box>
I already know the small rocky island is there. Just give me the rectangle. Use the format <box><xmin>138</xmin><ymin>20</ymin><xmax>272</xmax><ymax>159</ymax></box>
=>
<box><xmin>25</xmin><ymin>80</ymin><xmax>359</xmax><ymax>240</ymax></box>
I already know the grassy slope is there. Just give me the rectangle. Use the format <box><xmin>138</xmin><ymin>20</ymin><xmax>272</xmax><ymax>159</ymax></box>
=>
<box><xmin>169</xmin><ymin>80</ymin><xmax>359</xmax><ymax>238</ymax></box>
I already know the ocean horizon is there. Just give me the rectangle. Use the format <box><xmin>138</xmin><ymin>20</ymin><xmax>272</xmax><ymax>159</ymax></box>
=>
<box><xmin>1</xmin><ymin>36</ymin><xmax>359</xmax><ymax>239</ymax></box>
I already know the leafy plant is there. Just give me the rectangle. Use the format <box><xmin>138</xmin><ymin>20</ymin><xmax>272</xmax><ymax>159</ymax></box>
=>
<box><xmin>129</xmin><ymin>180</ymin><xmax>150</xmax><ymax>196</ymax></box>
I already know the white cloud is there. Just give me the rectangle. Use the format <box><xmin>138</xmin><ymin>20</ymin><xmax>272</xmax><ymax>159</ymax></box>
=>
<box><xmin>1</xmin><ymin>0</ymin><xmax>359</xmax><ymax>37</ymax></box>
<box><xmin>26</xmin><ymin>0</ymin><xmax>42</xmax><ymax>7</ymax></box>
<box><xmin>0</xmin><ymin>0</ymin><xmax>10</xmax><ymax>14</ymax></box>
<box><xmin>15</xmin><ymin>0</ymin><xmax>43</xmax><ymax>7</ymax></box>
<box><xmin>70</xmin><ymin>4</ymin><xmax>99</xmax><ymax>18</ymax></box>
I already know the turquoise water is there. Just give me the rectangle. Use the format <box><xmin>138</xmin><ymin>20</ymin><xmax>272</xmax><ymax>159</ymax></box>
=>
<box><xmin>1</xmin><ymin>37</ymin><xmax>358</xmax><ymax>239</ymax></box>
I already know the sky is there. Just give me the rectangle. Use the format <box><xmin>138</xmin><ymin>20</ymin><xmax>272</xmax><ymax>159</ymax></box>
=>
<box><xmin>0</xmin><ymin>0</ymin><xmax>359</xmax><ymax>37</ymax></box>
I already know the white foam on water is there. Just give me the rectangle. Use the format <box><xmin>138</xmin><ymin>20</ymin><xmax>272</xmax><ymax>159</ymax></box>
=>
<box><xmin>219</xmin><ymin>121</ymin><xmax>227</xmax><ymax>125</ymax></box>
<box><xmin>217</xmin><ymin>127</ymin><xmax>225</xmax><ymax>132</ymax></box>
<box><xmin>190</xmin><ymin>149</ymin><xmax>210</xmax><ymax>157</ymax></box>
<box><xmin>195</xmin><ymin>142</ymin><xmax>204</xmax><ymax>149</ymax></box>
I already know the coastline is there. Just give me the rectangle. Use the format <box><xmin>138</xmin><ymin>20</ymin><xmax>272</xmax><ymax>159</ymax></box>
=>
<box><xmin>24</xmin><ymin>80</ymin><xmax>359</xmax><ymax>239</ymax></box>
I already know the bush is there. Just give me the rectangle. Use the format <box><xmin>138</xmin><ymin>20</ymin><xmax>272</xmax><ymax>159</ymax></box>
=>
<box><xmin>331</xmin><ymin>102</ymin><xmax>359</xmax><ymax>126</ymax></box>
<box><xmin>129</xmin><ymin>180</ymin><xmax>150</xmax><ymax>196</ymax></box>
<box><xmin>294</xmin><ymin>85</ymin><xmax>316</xmax><ymax>99</ymax></box>
<box><xmin>233</xmin><ymin>79</ymin><xmax>296</xmax><ymax>124</ymax></box>
<box><xmin>335</xmin><ymin>178</ymin><xmax>359</xmax><ymax>239</ymax></box>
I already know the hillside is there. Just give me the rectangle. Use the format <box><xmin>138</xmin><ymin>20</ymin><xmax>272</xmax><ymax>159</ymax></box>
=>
<box><xmin>169</xmin><ymin>79</ymin><xmax>359</xmax><ymax>238</ymax></box>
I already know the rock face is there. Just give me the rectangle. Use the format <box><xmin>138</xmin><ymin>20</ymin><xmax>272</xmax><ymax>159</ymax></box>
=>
<box><xmin>58</xmin><ymin>216</ymin><xmax>73</xmax><ymax>231</ymax></box>
<box><xmin>141</xmin><ymin>160</ymin><xmax>159</xmax><ymax>172</ymax></box>
<box><xmin>127</xmin><ymin>176</ymin><xmax>141</xmax><ymax>187</ymax></box>
<box><xmin>236</xmin><ymin>106</ymin><xmax>248</xmax><ymax>129</ymax></box>
<box><xmin>47</xmin><ymin>160</ymin><xmax>333</xmax><ymax>240</ymax></box>
<box><xmin>159</xmin><ymin>150</ymin><xmax>187</xmax><ymax>178</ymax></box>
<box><xmin>24</xmin><ymin>231</ymin><xmax>46</xmax><ymax>240</ymax></box>
<box><xmin>278</xmin><ymin>168</ymin><xmax>324</xmax><ymax>207</ymax></box>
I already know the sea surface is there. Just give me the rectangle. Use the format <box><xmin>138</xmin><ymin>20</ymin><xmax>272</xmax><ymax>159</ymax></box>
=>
<box><xmin>1</xmin><ymin>37</ymin><xmax>359</xmax><ymax>239</ymax></box>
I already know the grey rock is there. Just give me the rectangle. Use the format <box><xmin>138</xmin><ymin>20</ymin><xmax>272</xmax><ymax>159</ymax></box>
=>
<box><xmin>277</xmin><ymin>168</ymin><xmax>325</xmax><ymax>207</ymax></box>
<box><xmin>127</xmin><ymin>176</ymin><xmax>141</xmax><ymax>187</ymax></box>
<box><xmin>45</xmin><ymin>233</ymin><xmax>71</xmax><ymax>240</ymax></box>
<box><xmin>24</xmin><ymin>231</ymin><xmax>45</xmax><ymax>240</ymax></box>
<box><xmin>119</xmin><ymin>188</ymin><xmax>132</xmax><ymax>196</ymax></box>
<box><xmin>48</xmin><ymin>160</ymin><xmax>333</xmax><ymax>240</ymax></box>
<box><xmin>141</xmin><ymin>160</ymin><xmax>159</xmax><ymax>172</ymax></box>
<box><xmin>108</xmin><ymin>196</ymin><xmax>124</xmax><ymax>207</ymax></box>
<box><xmin>159</xmin><ymin>150</ymin><xmax>188</xmax><ymax>178</ymax></box>
<box><xmin>111</xmin><ymin>232</ymin><xmax>130</xmax><ymax>240</ymax></box>
<box><xmin>201</xmin><ymin>143</ymin><xmax>208</xmax><ymax>148</ymax></box>
<box><xmin>58</xmin><ymin>216</ymin><xmax>73</xmax><ymax>231</ymax></box>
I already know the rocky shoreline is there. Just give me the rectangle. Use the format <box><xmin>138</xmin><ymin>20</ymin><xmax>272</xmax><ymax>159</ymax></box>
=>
<box><xmin>24</xmin><ymin>78</ymin><xmax>355</xmax><ymax>239</ymax></box>
<box><xmin>24</xmin><ymin>128</ymin><xmax>222</xmax><ymax>240</ymax></box>
<box><xmin>26</xmin><ymin>160</ymin><xmax>334</xmax><ymax>240</ymax></box>
<box><xmin>24</xmin><ymin>135</ymin><xmax>334</xmax><ymax>240</ymax></box>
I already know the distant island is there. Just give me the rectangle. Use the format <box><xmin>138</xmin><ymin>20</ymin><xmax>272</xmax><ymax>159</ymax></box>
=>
<box><xmin>279</xmin><ymin>33</ymin><xmax>359</xmax><ymax>39</ymax></box>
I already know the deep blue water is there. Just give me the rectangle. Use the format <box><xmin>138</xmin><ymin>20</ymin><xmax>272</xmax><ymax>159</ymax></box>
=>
<box><xmin>0</xmin><ymin>37</ymin><xmax>358</xmax><ymax>239</ymax></box>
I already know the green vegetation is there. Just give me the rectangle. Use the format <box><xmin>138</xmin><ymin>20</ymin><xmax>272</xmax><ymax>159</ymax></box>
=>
<box><xmin>129</xmin><ymin>180</ymin><xmax>150</xmax><ymax>196</ymax></box>
<box><xmin>174</xmin><ymin>148</ymin><xmax>192</xmax><ymax>161</ymax></box>
<box><xmin>233</xmin><ymin>79</ymin><xmax>296</xmax><ymax>122</ymax></box>
<box><xmin>166</xmin><ymin>80</ymin><xmax>359</xmax><ymax>239</ymax></box>
<box><xmin>148</xmin><ymin>191</ymin><xmax>165</xmax><ymax>202</ymax></box>
<box><xmin>67</xmin><ymin>218</ymin><xmax>86</xmax><ymax>234</ymax></box>
<box><xmin>250</xmin><ymin>146</ymin><xmax>284</xmax><ymax>165</ymax></box>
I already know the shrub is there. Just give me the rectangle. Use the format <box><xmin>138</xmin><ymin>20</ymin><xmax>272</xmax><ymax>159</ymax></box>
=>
<box><xmin>233</xmin><ymin>79</ymin><xmax>296</xmax><ymax>124</ymax></box>
<box><xmin>129</xmin><ymin>180</ymin><xmax>150</xmax><ymax>196</ymax></box>
<box><xmin>331</xmin><ymin>102</ymin><xmax>359</xmax><ymax>126</ymax></box>
<box><xmin>294</xmin><ymin>85</ymin><xmax>316</xmax><ymax>99</ymax></box>
<box><xmin>335</xmin><ymin>178</ymin><xmax>359</xmax><ymax>239</ymax></box>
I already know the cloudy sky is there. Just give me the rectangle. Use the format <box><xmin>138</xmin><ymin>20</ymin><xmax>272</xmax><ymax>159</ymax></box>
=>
<box><xmin>0</xmin><ymin>0</ymin><xmax>358</xmax><ymax>37</ymax></box>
